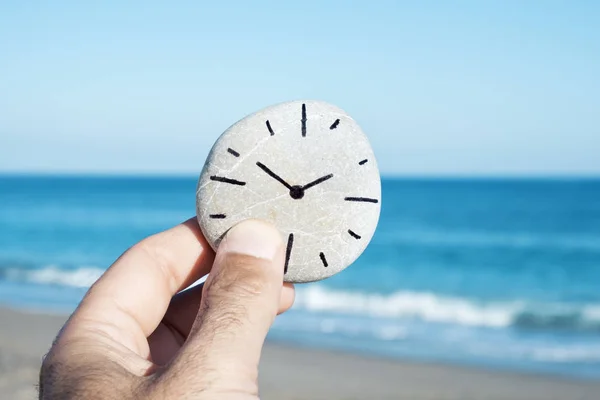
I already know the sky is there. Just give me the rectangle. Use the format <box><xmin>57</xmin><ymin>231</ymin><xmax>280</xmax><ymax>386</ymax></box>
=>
<box><xmin>1</xmin><ymin>1</ymin><xmax>599</xmax><ymax>176</ymax></box>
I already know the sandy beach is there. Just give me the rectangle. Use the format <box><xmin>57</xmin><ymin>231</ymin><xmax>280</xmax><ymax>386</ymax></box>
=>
<box><xmin>0</xmin><ymin>307</ymin><xmax>598</xmax><ymax>400</ymax></box>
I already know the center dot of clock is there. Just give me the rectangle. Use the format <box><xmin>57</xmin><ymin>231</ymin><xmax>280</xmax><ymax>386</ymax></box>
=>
<box><xmin>289</xmin><ymin>185</ymin><xmax>305</xmax><ymax>200</ymax></box>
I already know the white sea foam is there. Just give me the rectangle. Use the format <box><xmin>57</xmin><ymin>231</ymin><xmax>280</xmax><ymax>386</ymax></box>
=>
<box><xmin>294</xmin><ymin>285</ymin><xmax>520</xmax><ymax>328</ymax></box>
<box><xmin>294</xmin><ymin>285</ymin><xmax>600</xmax><ymax>333</ymax></box>
<box><xmin>23</xmin><ymin>265</ymin><xmax>105</xmax><ymax>288</ymax></box>
<box><xmin>5</xmin><ymin>266</ymin><xmax>600</xmax><ymax>334</ymax></box>
<box><xmin>583</xmin><ymin>305</ymin><xmax>600</xmax><ymax>320</ymax></box>
<box><xmin>531</xmin><ymin>346</ymin><xmax>600</xmax><ymax>362</ymax></box>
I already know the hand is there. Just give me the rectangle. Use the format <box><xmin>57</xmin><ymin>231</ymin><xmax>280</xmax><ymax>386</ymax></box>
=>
<box><xmin>39</xmin><ymin>219</ymin><xmax>295</xmax><ymax>399</ymax></box>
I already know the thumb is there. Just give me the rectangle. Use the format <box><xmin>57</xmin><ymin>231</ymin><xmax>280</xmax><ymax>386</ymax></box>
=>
<box><xmin>161</xmin><ymin>219</ymin><xmax>285</xmax><ymax>395</ymax></box>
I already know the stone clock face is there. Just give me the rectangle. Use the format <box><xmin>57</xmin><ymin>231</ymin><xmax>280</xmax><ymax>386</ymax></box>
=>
<box><xmin>196</xmin><ymin>100</ymin><xmax>381</xmax><ymax>283</ymax></box>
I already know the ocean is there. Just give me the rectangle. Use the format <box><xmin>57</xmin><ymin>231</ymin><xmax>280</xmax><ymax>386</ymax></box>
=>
<box><xmin>1</xmin><ymin>176</ymin><xmax>600</xmax><ymax>379</ymax></box>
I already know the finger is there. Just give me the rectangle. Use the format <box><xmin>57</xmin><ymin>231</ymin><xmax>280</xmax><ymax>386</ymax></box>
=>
<box><xmin>147</xmin><ymin>282</ymin><xmax>295</xmax><ymax>365</ymax></box>
<box><xmin>161</xmin><ymin>219</ymin><xmax>285</xmax><ymax>392</ymax></box>
<box><xmin>157</xmin><ymin>281</ymin><xmax>295</xmax><ymax>343</ymax></box>
<box><xmin>63</xmin><ymin>217</ymin><xmax>215</xmax><ymax>357</ymax></box>
<box><xmin>161</xmin><ymin>282</ymin><xmax>294</xmax><ymax>336</ymax></box>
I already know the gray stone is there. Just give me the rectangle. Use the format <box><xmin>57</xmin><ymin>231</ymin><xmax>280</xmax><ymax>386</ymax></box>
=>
<box><xmin>196</xmin><ymin>100</ymin><xmax>381</xmax><ymax>283</ymax></box>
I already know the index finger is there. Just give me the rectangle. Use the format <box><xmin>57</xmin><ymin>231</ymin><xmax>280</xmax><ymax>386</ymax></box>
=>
<box><xmin>64</xmin><ymin>217</ymin><xmax>215</xmax><ymax>357</ymax></box>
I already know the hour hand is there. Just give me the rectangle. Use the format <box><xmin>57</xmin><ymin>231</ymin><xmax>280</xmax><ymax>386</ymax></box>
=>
<box><xmin>302</xmin><ymin>173</ymin><xmax>334</xmax><ymax>191</ymax></box>
<box><xmin>256</xmin><ymin>162</ymin><xmax>293</xmax><ymax>190</ymax></box>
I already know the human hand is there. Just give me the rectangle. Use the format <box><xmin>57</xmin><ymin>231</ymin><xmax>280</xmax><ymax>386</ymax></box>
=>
<box><xmin>39</xmin><ymin>219</ymin><xmax>294</xmax><ymax>399</ymax></box>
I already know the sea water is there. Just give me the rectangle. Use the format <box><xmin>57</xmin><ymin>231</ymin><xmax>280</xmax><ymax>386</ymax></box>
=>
<box><xmin>1</xmin><ymin>176</ymin><xmax>599</xmax><ymax>378</ymax></box>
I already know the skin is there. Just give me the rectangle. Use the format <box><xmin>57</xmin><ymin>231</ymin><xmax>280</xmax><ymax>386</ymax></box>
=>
<box><xmin>38</xmin><ymin>218</ymin><xmax>295</xmax><ymax>399</ymax></box>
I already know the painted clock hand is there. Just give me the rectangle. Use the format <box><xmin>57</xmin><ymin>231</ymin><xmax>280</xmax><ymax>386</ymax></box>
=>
<box><xmin>301</xmin><ymin>174</ymin><xmax>334</xmax><ymax>191</ymax></box>
<box><xmin>256</xmin><ymin>162</ymin><xmax>293</xmax><ymax>190</ymax></box>
<box><xmin>256</xmin><ymin>162</ymin><xmax>333</xmax><ymax>200</ymax></box>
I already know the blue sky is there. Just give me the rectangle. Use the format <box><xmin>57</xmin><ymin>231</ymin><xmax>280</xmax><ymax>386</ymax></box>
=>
<box><xmin>1</xmin><ymin>1</ymin><xmax>599</xmax><ymax>176</ymax></box>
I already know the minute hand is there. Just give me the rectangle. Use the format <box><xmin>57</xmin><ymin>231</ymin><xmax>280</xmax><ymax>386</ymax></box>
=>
<box><xmin>256</xmin><ymin>162</ymin><xmax>293</xmax><ymax>189</ymax></box>
<box><xmin>302</xmin><ymin>174</ymin><xmax>334</xmax><ymax>190</ymax></box>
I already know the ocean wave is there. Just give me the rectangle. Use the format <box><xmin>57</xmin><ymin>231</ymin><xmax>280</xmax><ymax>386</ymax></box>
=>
<box><xmin>513</xmin><ymin>307</ymin><xmax>600</xmax><ymax>333</ymax></box>
<box><xmin>2</xmin><ymin>264</ymin><xmax>600</xmax><ymax>335</ymax></box>
<box><xmin>530</xmin><ymin>346</ymin><xmax>600</xmax><ymax>362</ymax></box>
<box><xmin>1</xmin><ymin>265</ymin><xmax>105</xmax><ymax>288</ymax></box>
<box><xmin>26</xmin><ymin>266</ymin><xmax>104</xmax><ymax>288</ymax></box>
<box><xmin>294</xmin><ymin>286</ymin><xmax>518</xmax><ymax>327</ymax></box>
<box><xmin>461</xmin><ymin>340</ymin><xmax>600</xmax><ymax>363</ymax></box>
<box><xmin>294</xmin><ymin>286</ymin><xmax>600</xmax><ymax>333</ymax></box>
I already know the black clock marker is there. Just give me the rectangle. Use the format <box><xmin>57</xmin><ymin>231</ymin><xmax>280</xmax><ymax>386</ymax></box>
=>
<box><xmin>266</xmin><ymin>120</ymin><xmax>275</xmax><ymax>136</ymax></box>
<box><xmin>330</xmin><ymin>119</ymin><xmax>340</xmax><ymax>130</ymax></box>
<box><xmin>209</xmin><ymin>214</ymin><xmax>226</xmax><ymax>219</ymax></box>
<box><xmin>348</xmin><ymin>229</ymin><xmax>361</xmax><ymax>239</ymax></box>
<box><xmin>344</xmin><ymin>197</ymin><xmax>379</xmax><ymax>203</ymax></box>
<box><xmin>301</xmin><ymin>103</ymin><xmax>307</xmax><ymax>137</ymax></box>
<box><xmin>284</xmin><ymin>233</ymin><xmax>294</xmax><ymax>274</ymax></box>
<box><xmin>210</xmin><ymin>176</ymin><xmax>246</xmax><ymax>186</ymax></box>
<box><xmin>359</xmin><ymin>159</ymin><xmax>368</xmax><ymax>165</ymax></box>
<box><xmin>319</xmin><ymin>252</ymin><xmax>328</xmax><ymax>267</ymax></box>
<box><xmin>227</xmin><ymin>148</ymin><xmax>240</xmax><ymax>157</ymax></box>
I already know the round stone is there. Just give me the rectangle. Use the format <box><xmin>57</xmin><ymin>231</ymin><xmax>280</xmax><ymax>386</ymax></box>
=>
<box><xmin>196</xmin><ymin>100</ymin><xmax>381</xmax><ymax>283</ymax></box>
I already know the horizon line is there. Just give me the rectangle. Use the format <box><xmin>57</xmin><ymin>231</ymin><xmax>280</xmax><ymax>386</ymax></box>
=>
<box><xmin>1</xmin><ymin>171</ymin><xmax>599</xmax><ymax>181</ymax></box>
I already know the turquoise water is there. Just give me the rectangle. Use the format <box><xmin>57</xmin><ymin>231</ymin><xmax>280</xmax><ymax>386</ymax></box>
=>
<box><xmin>1</xmin><ymin>176</ymin><xmax>600</xmax><ymax>378</ymax></box>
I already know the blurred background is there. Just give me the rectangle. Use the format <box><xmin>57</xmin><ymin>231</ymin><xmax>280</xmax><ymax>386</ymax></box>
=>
<box><xmin>1</xmin><ymin>0</ymin><xmax>600</xmax><ymax>385</ymax></box>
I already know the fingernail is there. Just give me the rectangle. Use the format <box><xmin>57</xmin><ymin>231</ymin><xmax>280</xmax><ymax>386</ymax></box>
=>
<box><xmin>222</xmin><ymin>219</ymin><xmax>283</xmax><ymax>260</ymax></box>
